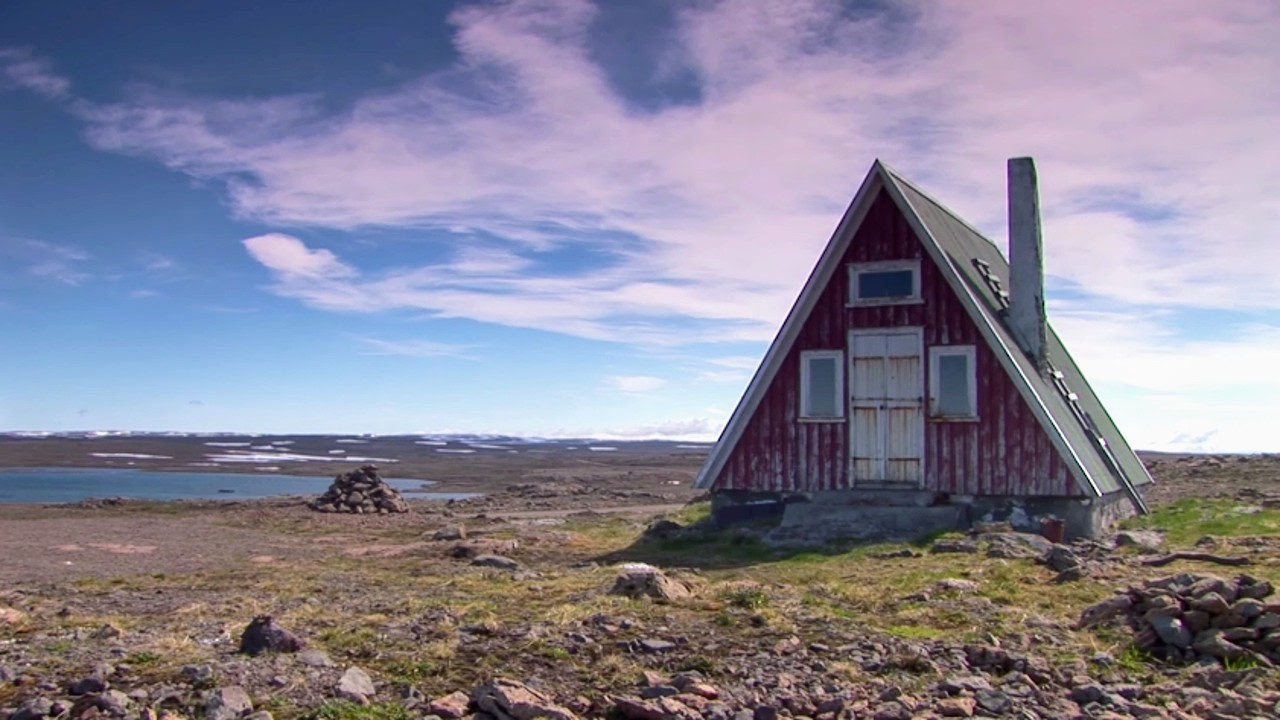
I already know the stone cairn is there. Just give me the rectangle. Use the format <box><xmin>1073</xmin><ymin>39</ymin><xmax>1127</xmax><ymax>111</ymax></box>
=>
<box><xmin>308</xmin><ymin>465</ymin><xmax>409</xmax><ymax>514</ymax></box>
<box><xmin>1079</xmin><ymin>572</ymin><xmax>1280</xmax><ymax>666</ymax></box>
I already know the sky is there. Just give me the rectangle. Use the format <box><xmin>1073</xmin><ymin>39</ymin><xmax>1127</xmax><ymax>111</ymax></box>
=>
<box><xmin>1</xmin><ymin>1</ymin><xmax>1278</xmax><ymax>451</ymax></box>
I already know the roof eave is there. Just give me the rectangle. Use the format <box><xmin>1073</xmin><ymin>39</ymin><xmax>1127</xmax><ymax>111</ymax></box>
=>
<box><xmin>693</xmin><ymin>163</ymin><xmax>889</xmax><ymax>489</ymax></box>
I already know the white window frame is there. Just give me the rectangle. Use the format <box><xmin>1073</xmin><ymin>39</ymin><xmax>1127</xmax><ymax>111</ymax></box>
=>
<box><xmin>928</xmin><ymin>345</ymin><xmax>977</xmax><ymax>420</ymax></box>
<box><xmin>799</xmin><ymin>350</ymin><xmax>845</xmax><ymax>422</ymax></box>
<box><xmin>847</xmin><ymin>260</ymin><xmax>922</xmax><ymax>307</ymax></box>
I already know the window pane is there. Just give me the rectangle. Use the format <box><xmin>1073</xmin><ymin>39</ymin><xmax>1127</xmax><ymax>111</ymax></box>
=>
<box><xmin>937</xmin><ymin>354</ymin><xmax>971</xmax><ymax>416</ymax></box>
<box><xmin>858</xmin><ymin>270</ymin><xmax>914</xmax><ymax>299</ymax></box>
<box><xmin>807</xmin><ymin>357</ymin><xmax>838</xmax><ymax>417</ymax></box>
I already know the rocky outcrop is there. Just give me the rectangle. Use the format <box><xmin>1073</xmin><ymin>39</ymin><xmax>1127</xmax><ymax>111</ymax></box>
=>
<box><xmin>308</xmin><ymin>465</ymin><xmax>408</xmax><ymax>514</ymax></box>
<box><xmin>1079</xmin><ymin>572</ymin><xmax>1280</xmax><ymax>665</ymax></box>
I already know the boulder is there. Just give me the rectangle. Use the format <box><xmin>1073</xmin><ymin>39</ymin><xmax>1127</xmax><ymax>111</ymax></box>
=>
<box><xmin>239</xmin><ymin>616</ymin><xmax>305</xmax><ymax>655</ymax></box>
<box><xmin>471</xmin><ymin>678</ymin><xmax>577</xmax><ymax>720</ymax></box>
<box><xmin>609</xmin><ymin>564</ymin><xmax>692</xmax><ymax>601</ymax></box>
<box><xmin>205</xmin><ymin>687</ymin><xmax>253</xmax><ymax>720</ymax></box>
<box><xmin>336</xmin><ymin>666</ymin><xmax>376</xmax><ymax>705</ymax></box>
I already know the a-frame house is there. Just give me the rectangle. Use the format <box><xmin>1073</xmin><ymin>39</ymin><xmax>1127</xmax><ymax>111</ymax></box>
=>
<box><xmin>694</xmin><ymin>158</ymin><xmax>1151</xmax><ymax>540</ymax></box>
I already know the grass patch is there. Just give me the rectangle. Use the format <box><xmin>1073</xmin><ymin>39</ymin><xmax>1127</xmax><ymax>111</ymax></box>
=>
<box><xmin>721</xmin><ymin>586</ymin><xmax>769</xmax><ymax>610</ymax></box>
<box><xmin>669</xmin><ymin>501</ymin><xmax>711</xmax><ymax>526</ymax></box>
<box><xmin>885</xmin><ymin>624</ymin><xmax>947</xmax><ymax>640</ymax></box>
<box><xmin>312</xmin><ymin>701</ymin><xmax>415</xmax><ymax>720</ymax></box>
<box><xmin>1125</xmin><ymin>498</ymin><xmax>1280</xmax><ymax>545</ymax></box>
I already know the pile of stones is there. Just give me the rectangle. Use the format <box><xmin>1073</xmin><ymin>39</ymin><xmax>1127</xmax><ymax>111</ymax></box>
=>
<box><xmin>308</xmin><ymin>465</ymin><xmax>409</xmax><ymax>514</ymax></box>
<box><xmin>1079</xmin><ymin>572</ymin><xmax>1280</xmax><ymax>665</ymax></box>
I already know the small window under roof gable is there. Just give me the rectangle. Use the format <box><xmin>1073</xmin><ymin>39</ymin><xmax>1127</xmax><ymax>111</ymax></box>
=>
<box><xmin>848</xmin><ymin>260</ymin><xmax>921</xmax><ymax>306</ymax></box>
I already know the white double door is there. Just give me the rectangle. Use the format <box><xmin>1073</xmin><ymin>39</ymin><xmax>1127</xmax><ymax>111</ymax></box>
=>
<box><xmin>849</xmin><ymin>328</ymin><xmax>924</xmax><ymax>485</ymax></box>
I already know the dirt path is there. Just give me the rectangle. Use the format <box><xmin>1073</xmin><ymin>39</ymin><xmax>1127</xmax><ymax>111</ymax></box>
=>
<box><xmin>486</xmin><ymin>502</ymin><xmax>686</xmax><ymax>520</ymax></box>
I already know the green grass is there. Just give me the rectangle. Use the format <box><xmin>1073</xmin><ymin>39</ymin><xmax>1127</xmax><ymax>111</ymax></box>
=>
<box><xmin>721</xmin><ymin>586</ymin><xmax>769</xmax><ymax>609</ymax></box>
<box><xmin>1125</xmin><ymin>498</ymin><xmax>1280</xmax><ymax>546</ymax></box>
<box><xmin>885</xmin><ymin>624</ymin><xmax>947</xmax><ymax>640</ymax></box>
<box><xmin>312</xmin><ymin>701</ymin><xmax>415</xmax><ymax>720</ymax></box>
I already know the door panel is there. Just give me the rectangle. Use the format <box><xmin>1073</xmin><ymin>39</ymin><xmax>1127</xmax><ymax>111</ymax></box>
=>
<box><xmin>849</xmin><ymin>328</ymin><xmax>923</xmax><ymax>485</ymax></box>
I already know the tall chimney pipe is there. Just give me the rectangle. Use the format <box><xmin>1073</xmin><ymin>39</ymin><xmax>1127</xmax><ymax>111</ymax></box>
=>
<box><xmin>1007</xmin><ymin>157</ymin><xmax>1047</xmax><ymax>371</ymax></box>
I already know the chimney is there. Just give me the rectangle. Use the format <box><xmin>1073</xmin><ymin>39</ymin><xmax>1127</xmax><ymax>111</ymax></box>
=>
<box><xmin>1007</xmin><ymin>157</ymin><xmax>1047</xmax><ymax>371</ymax></box>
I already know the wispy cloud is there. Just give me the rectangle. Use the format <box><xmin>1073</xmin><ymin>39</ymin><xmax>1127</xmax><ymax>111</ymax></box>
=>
<box><xmin>12</xmin><ymin>239</ymin><xmax>92</xmax><ymax>286</ymax></box>
<box><xmin>606</xmin><ymin>375</ymin><xmax>667</xmax><ymax>393</ymax></box>
<box><xmin>356</xmin><ymin>336</ymin><xmax>475</xmax><ymax>359</ymax></box>
<box><xmin>0</xmin><ymin>47</ymin><xmax>70</xmax><ymax>99</ymax></box>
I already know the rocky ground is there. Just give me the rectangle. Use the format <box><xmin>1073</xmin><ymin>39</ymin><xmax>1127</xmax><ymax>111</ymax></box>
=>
<box><xmin>1</xmin><ymin>444</ymin><xmax>1280</xmax><ymax>720</ymax></box>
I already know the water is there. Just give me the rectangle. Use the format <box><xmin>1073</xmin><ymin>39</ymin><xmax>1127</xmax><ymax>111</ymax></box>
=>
<box><xmin>0</xmin><ymin>467</ymin><xmax>479</xmax><ymax>504</ymax></box>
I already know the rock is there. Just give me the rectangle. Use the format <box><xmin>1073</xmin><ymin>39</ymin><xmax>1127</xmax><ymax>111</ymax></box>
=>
<box><xmin>1236</xmin><ymin>575</ymin><xmax>1274</xmax><ymax>600</ymax></box>
<box><xmin>1070</xmin><ymin>684</ymin><xmax>1106</xmax><ymax>705</ymax></box>
<box><xmin>471</xmin><ymin>554</ymin><xmax>522</xmax><ymax>571</ymax></box>
<box><xmin>1114</xmin><ymin>530</ymin><xmax>1164</xmax><ymax>552</ymax></box>
<box><xmin>336</xmin><ymin>667</ymin><xmax>376</xmax><ymax>705</ymax></box>
<box><xmin>1044</xmin><ymin>544</ymin><xmax>1083</xmax><ymax>572</ymax></box>
<box><xmin>1078</xmin><ymin>595</ymin><xmax>1134</xmax><ymax>628</ymax></box>
<box><xmin>433</xmin><ymin>526</ymin><xmax>466</xmax><ymax>541</ymax></box>
<box><xmin>69</xmin><ymin>676</ymin><xmax>108</xmax><ymax>695</ymax></box>
<box><xmin>239</xmin><ymin>616</ymin><xmax>305</xmax><ymax>655</ymax></box>
<box><xmin>428</xmin><ymin>691</ymin><xmax>472</xmax><ymax>719</ymax></box>
<box><xmin>205</xmin><ymin>687</ymin><xmax>254</xmax><ymax>720</ymax></box>
<box><xmin>295</xmin><ymin>649</ymin><xmax>333</xmax><ymax>667</ymax></box>
<box><xmin>974</xmin><ymin>690</ymin><xmax>1011</xmax><ymax>715</ymax></box>
<box><xmin>1191</xmin><ymin>592</ymin><xmax>1230</xmax><ymax>615</ymax></box>
<box><xmin>982</xmin><ymin>532</ymin><xmax>1052</xmax><ymax>558</ymax></box>
<box><xmin>471</xmin><ymin>678</ymin><xmax>577</xmax><ymax>720</ymax></box>
<box><xmin>614</xmin><ymin>697</ymin><xmax>668</xmax><ymax>720</ymax></box>
<box><xmin>640</xmin><ymin>686</ymin><xmax>679</xmax><ymax>699</ymax></box>
<box><xmin>938</xmin><ymin>676</ymin><xmax>993</xmax><ymax>695</ymax></box>
<box><xmin>609</xmin><ymin>565</ymin><xmax>692</xmax><ymax>601</ymax></box>
<box><xmin>1149</xmin><ymin>615</ymin><xmax>1193</xmax><ymax>649</ymax></box>
<box><xmin>935</xmin><ymin>697</ymin><xmax>976</xmax><ymax>717</ymax></box>
<box><xmin>450</xmin><ymin>540</ymin><xmax>519</xmax><ymax>558</ymax></box>
<box><xmin>1231</xmin><ymin>598</ymin><xmax>1265</xmax><ymax>620</ymax></box>
<box><xmin>870</xmin><ymin>701</ymin><xmax>910</xmax><ymax>720</ymax></box>
<box><xmin>1189</xmin><ymin>576</ymin><xmax>1238</xmax><ymax>603</ymax></box>
<box><xmin>637</xmin><ymin>638</ymin><xmax>677</xmax><ymax>653</ymax></box>
<box><xmin>244</xmin><ymin>713</ymin><xmax>273</xmax><ymax>720</ymax></box>
<box><xmin>1192</xmin><ymin>629</ymin><xmax>1248</xmax><ymax>661</ymax></box>
<box><xmin>9</xmin><ymin>698</ymin><xmax>53</xmax><ymax>720</ymax></box>
<box><xmin>753</xmin><ymin>706</ymin><xmax>778</xmax><ymax>720</ymax></box>
<box><xmin>935</xmin><ymin>578</ymin><xmax>979</xmax><ymax>593</ymax></box>
<box><xmin>930</xmin><ymin>538</ymin><xmax>978</xmax><ymax>554</ymax></box>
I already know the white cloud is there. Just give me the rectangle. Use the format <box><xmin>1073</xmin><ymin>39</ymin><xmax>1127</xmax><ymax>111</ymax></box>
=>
<box><xmin>242</xmin><ymin>233</ymin><xmax>355</xmax><ymax>279</ymax></box>
<box><xmin>42</xmin><ymin>0</ymin><xmax>1275</xmax><ymax>339</ymax></box>
<box><xmin>606</xmin><ymin>375</ymin><xmax>667</xmax><ymax>393</ymax></box>
<box><xmin>0</xmin><ymin>47</ymin><xmax>70</xmax><ymax>99</ymax></box>
<box><xmin>8</xmin><ymin>2</ymin><xmax>1280</xmax><ymax>446</ymax></box>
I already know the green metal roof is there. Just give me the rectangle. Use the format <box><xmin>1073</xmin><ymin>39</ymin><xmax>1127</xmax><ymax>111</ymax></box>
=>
<box><xmin>882</xmin><ymin>166</ymin><xmax>1153</xmax><ymax>498</ymax></box>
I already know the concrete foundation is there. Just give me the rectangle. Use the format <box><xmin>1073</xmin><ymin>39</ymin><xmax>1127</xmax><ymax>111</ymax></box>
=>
<box><xmin>711</xmin><ymin>488</ymin><xmax>1142</xmax><ymax>541</ymax></box>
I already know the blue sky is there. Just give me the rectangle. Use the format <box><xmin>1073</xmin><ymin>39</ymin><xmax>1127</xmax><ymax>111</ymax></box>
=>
<box><xmin>2</xmin><ymin>1</ymin><xmax>1278</xmax><ymax>450</ymax></box>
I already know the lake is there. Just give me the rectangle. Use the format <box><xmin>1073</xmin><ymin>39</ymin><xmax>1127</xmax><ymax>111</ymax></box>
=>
<box><xmin>0</xmin><ymin>467</ymin><xmax>478</xmax><ymax>504</ymax></box>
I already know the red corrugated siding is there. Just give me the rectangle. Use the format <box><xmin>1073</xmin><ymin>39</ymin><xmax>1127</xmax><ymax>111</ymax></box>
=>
<box><xmin>716</xmin><ymin>190</ymin><xmax>1076</xmax><ymax>496</ymax></box>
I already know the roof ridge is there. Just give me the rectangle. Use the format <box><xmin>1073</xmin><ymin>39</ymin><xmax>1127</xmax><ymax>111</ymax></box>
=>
<box><xmin>879</xmin><ymin>164</ymin><xmax>1006</xmax><ymax>255</ymax></box>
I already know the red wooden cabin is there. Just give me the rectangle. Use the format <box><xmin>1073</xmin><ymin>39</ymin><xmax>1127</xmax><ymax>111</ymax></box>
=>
<box><xmin>694</xmin><ymin>159</ymin><xmax>1151</xmax><ymax>539</ymax></box>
